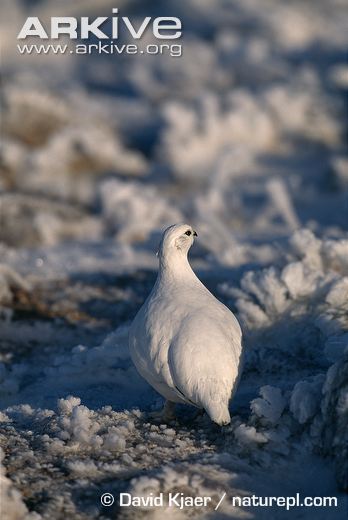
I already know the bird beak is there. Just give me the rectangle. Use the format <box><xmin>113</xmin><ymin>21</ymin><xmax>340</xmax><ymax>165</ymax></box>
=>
<box><xmin>193</xmin><ymin>231</ymin><xmax>198</xmax><ymax>237</ymax></box>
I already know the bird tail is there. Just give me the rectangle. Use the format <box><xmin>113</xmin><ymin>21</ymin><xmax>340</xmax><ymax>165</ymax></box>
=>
<box><xmin>204</xmin><ymin>400</ymin><xmax>231</xmax><ymax>426</ymax></box>
<box><xmin>195</xmin><ymin>377</ymin><xmax>232</xmax><ymax>426</ymax></box>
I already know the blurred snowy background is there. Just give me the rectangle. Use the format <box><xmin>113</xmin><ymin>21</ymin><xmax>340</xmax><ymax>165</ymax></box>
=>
<box><xmin>0</xmin><ymin>0</ymin><xmax>348</xmax><ymax>518</ymax></box>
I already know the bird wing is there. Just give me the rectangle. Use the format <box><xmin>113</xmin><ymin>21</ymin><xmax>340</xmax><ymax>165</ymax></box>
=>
<box><xmin>168</xmin><ymin>306</ymin><xmax>243</xmax><ymax>411</ymax></box>
<box><xmin>129</xmin><ymin>301</ymin><xmax>188</xmax><ymax>403</ymax></box>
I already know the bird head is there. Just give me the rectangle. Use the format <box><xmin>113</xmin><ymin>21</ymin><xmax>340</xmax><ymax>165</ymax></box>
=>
<box><xmin>157</xmin><ymin>223</ymin><xmax>197</xmax><ymax>259</ymax></box>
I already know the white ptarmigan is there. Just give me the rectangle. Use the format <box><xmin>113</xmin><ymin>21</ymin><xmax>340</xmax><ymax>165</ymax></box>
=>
<box><xmin>129</xmin><ymin>223</ymin><xmax>243</xmax><ymax>425</ymax></box>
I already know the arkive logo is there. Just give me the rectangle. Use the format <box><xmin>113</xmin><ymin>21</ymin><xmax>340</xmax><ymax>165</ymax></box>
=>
<box><xmin>17</xmin><ymin>8</ymin><xmax>183</xmax><ymax>57</ymax></box>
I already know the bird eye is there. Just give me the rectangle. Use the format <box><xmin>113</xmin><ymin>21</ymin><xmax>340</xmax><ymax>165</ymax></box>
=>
<box><xmin>185</xmin><ymin>230</ymin><xmax>192</xmax><ymax>236</ymax></box>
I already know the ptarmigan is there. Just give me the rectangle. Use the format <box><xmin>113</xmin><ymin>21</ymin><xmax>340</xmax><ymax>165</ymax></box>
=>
<box><xmin>129</xmin><ymin>223</ymin><xmax>243</xmax><ymax>425</ymax></box>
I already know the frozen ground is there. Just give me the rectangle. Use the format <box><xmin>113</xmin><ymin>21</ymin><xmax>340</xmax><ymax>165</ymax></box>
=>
<box><xmin>0</xmin><ymin>0</ymin><xmax>348</xmax><ymax>518</ymax></box>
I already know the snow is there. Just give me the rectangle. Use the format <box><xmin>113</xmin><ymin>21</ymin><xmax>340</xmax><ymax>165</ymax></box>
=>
<box><xmin>0</xmin><ymin>449</ymin><xmax>40</xmax><ymax>520</ymax></box>
<box><xmin>0</xmin><ymin>0</ymin><xmax>348</xmax><ymax>517</ymax></box>
<box><xmin>290</xmin><ymin>377</ymin><xmax>324</xmax><ymax>424</ymax></box>
<box><xmin>234</xmin><ymin>424</ymin><xmax>268</xmax><ymax>446</ymax></box>
<box><xmin>100</xmin><ymin>179</ymin><xmax>182</xmax><ymax>242</ymax></box>
<box><xmin>251</xmin><ymin>386</ymin><xmax>287</xmax><ymax>425</ymax></box>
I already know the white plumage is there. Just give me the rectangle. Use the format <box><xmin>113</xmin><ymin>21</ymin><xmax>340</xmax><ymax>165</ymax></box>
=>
<box><xmin>129</xmin><ymin>223</ymin><xmax>243</xmax><ymax>425</ymax></box>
